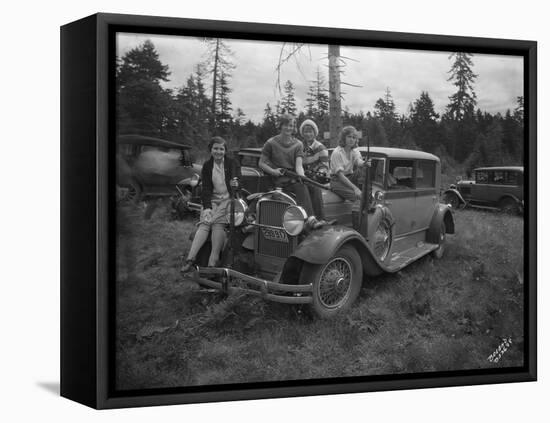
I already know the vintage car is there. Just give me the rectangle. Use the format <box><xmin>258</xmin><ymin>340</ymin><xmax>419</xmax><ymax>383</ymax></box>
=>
<box><xmin>442</xmin><ymin>166</ymin><xmax>524</xmax><ymax>214</ymax></box>
<box><xmin>189</xmin><ymin>147</ymin><xmax>455</xmax><ymax>317</ymax></box>
<box><xmin>116</xmin><ymin>134</ymin><xmax>202</xmax><ymax>214</ymax></box>
<box><xmin>236</xmin><ymin>148</ymin><xmax>273</xmax><ymax>195</ymax></box>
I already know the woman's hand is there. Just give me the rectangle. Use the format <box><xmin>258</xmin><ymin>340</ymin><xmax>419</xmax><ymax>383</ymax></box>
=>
<box><xmin>354</xmin><ymin>187</ymin><xmax>362</xmax><ymax>200</ymax></box>
<box><xmin>201</xmin><ymin>208</ymin><xmax>213</xmax><ymax>224</ymax></box>
<box><xmin>271</xmin><ymin>168</ymin><xmax>284</xmax><ymax>177</ymax></box>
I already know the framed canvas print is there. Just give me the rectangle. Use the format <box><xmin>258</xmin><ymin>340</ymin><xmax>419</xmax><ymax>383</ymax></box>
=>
<box><xmin>60</xmin><ymin>13</ymin><xmax>537</xmax><ymax>409</ymax></box>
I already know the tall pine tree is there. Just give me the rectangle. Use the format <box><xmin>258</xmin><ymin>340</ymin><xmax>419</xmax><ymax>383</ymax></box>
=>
<box><xmin>444</xmin><ymin>52</ymin><xmax>478</xmax><ymax>161</ymax></box>
<box><xmin>116</xmin><ymin>40</ymin><xmax>173</xmax><ymax>137</ymax></box>
<box><xmin>281</xmin><ymin>80</ymin><xmax>297</xmax><ymax>115</ymax></box>
<box><xmin>409</xmin><ymin>91</ymin><xmax>440</xmax><ymax>152</ymax></box>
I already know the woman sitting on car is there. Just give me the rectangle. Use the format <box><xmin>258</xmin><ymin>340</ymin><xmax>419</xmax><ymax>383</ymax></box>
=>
<box><xmin>329</xmin><ymin>125</ymin><xmax>366</xmax><ymax>205</ymax></box>
<box><xmin>180</xmin><ymin>136</ymin><xmax>240</xmax><ymax>273</ymax></box>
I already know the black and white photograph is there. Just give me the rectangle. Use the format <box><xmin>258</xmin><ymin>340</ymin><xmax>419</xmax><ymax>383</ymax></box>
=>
<box><xmin>114</xmin><ymin>30</ymin><xmax>528</xmax><ymax>390</ymax></box>
<box><xmin>4</xmin><ymin>0</ymin><xmax>547</xmax><ymax>420</ymax></box>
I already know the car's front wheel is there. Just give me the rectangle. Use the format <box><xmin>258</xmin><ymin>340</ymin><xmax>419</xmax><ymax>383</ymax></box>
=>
<box><xmin>301</xmin><ymin>245</ymin><xmax>362</xmax><ymax>318</ymax></box>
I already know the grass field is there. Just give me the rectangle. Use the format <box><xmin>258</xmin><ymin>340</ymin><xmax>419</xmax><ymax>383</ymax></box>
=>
<box><xmin>115</xmin><ymin>202</ymin><xmax>525</xmax><ymax>390</ymax></box>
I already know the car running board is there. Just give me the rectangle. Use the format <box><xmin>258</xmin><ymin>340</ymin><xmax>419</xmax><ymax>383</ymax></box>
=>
<box><xmin>386</xmin><ymin>242</ymin><xmax>439</xmax><ymax>272</ymax></box>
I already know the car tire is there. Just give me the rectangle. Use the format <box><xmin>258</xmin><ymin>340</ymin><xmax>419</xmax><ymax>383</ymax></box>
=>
<box><xmin>431</xmin><ymin>221</ymin><xmax>446</xmax><ymax>259</ymax></box>
<box><xmin>499</xmin><ymin>197</ymin><xmax>519</xmax><ymax>215</ymax></box>
<box><xmin>121</xmin><ymin>180</ymin><xmax>142</xmax><ymax>205</ymax></box>
<box><xmin>373</xmin><ymin>218</ymin><xmax>393</xmax><ymax>262</ymax></box>
<box><xmin>301</xmin><ymin>244</ymin><xmax>362</xmax><ymax>318</ymax></box>
<box><xmin>443</xmin><ymin>192</ymin><xmax>460</xmax><ymax>209</ymax></box>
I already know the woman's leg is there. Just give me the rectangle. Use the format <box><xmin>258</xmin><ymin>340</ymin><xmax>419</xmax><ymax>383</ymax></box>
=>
<box><xmin>208</xmin><ymin>223</ymin><xmax>227</xmax><ymax>266</ymax></box>
<box><xmin>308</xmin><ymin>185</ymin><xmax>325</xmax><ymax>219</ymax></box>
<box><xmin>186</xmin><ymin>223</ymin><xmax>211</xmax><ymax>261</ymax></box>
<box><xmin>285</xmin><ymin>182</ymin><xmax>314</xmax><ymax>215</ymax></box>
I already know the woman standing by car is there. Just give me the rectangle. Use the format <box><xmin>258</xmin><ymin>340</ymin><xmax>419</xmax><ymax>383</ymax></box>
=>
<box><xmin>330</xmin><ymin>125</ymin><xmax>365</xmax><ymax>204</ymax></box>
<box><xmin>180</xmin><ymin>137</ymin><xmax>240</xmax><ymax>273</ymax></box>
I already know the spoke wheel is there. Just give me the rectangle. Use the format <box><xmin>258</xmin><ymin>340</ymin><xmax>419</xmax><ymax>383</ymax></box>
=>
<box><xmin>120</xmin><ymin>180</ymin><xmax>142</xmax><ymax>204</ymax></box>
<box><xmin>373</xmin><ymin>219</ymin><xmax>392</xmax><ymax>261</ymax></box>
<box><xmin>431</xmin><ymin>221</ymin><xmax>446</xmax><ymax>259</ymax></box>
<box><xmin>301</xmin><ymin>245</ymin><xmax>362</xmax><ymax>318</ymax></box>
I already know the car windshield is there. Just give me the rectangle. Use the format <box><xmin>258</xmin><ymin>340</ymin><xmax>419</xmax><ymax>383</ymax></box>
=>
<box><xmin>368</xmin><ymin>158</ymin><xmax>385</xmax><ymax>187</ymax></box>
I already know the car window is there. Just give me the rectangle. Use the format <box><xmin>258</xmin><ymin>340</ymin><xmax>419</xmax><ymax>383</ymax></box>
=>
<box><xmin>416</xmin><ymin>161</ymin><xmax>436</xmax><ymax>188</ymax></box>
<box><xmin>492</xmin><ymin>171</ymin><xmax>505</xmax><ymax>184</ymax></box>
<box><xmin>388</xmin><ymin>160</ymin><xmax>414</xmax><ymax>190</ymax></box>
<box><xmin>367</xmin><ymin>158</ymin><xmax>385</xmax><ymax>186</ymax></box>
<box><xmin>504</xmin><ymin>171</ymin><xmax>521</xmax><ymax>186</ymax></box>
<box><xmin>476</xmin><ymin>171</ymin><xmax>489</xmax><ymax>184</ymax></box>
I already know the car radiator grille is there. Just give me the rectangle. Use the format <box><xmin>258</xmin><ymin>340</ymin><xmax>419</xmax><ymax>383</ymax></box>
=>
<box><xmin>257</xmin><ymin>200</ymin><xmax>296</xmax><ymax>258</ymax></box>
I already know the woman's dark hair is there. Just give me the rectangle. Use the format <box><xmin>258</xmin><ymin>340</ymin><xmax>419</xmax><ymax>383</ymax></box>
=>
<box><xmin>208</xmin><ymin>136</ymin><xmax>227</xmax><ymax>152</ymax></box>
<box><xmin>338</xmin><ymin>125</ymin><xmax>358</xmax><ymax>147</ymax></box>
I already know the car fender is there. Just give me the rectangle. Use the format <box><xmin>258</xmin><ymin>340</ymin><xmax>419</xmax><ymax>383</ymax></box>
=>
<box><xmin>291</xmin><ymin>224</ymin><xmax>386</xmax><ymax>277</ymax></box>
<box><xmin>498</xmin><ymin>194</ymin><xmax>522</xmax><ymax>206</ymax></box>
<box><xmin>427</xmin><ymin>203</ymin><xmax>455</xmax><ymax>244</ymax></box>
<box><xmin>443</xmin><ymin>188</ymin><xmax>466</xmax><ymax>205</ymax></box>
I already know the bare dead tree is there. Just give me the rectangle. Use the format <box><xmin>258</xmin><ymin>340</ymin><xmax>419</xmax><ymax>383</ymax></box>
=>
<box><xmin>275</xmin><ymin>43</ymin><xmax>362</xmax><ymax>147</ymax></box>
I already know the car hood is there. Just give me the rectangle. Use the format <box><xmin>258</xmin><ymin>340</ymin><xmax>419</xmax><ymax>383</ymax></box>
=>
<box><xmin>133</xmin><ymin>151</ymin><xmax>200</xmax><ymax>184</ymax></box>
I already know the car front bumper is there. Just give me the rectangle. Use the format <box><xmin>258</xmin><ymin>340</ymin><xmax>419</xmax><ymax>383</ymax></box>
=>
<box><xmin>192</xmin><ymin>267</ymin><xmax>313</xmax><ymax>304</ymax></box>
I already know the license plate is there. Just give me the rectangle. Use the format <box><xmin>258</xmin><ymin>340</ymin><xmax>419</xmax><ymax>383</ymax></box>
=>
<box><xmin>261</xmin><ymin>227</ymin><xmax>289</xmax><ymax>243</ymax></box>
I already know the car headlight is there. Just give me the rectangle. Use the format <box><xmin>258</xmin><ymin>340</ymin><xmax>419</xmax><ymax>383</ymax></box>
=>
<box><xmin>189</xmin><ymin>174</ymin><xmax>200</xmax><ymax>187</ymax></box>
<box><xmin>225</xmin><ymin>198</ymin><xmax>247</xmax><ymax>226</ymax></box>
<box><xmin>282</xmin><ymin>205</ymin><xmax>307</xmax><ymax>236</ymax></box>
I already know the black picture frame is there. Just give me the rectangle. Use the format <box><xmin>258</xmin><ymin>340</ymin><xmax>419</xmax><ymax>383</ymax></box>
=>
<box><xmin>60</xmin><ymin>12</ymin><xmax>537</xmax><ymax>409</ymax></box>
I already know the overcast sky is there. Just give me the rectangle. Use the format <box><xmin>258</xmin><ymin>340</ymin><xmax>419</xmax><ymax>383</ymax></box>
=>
<box><xmin>117</xmin><ymin>33</ymin><xmax>524</xmax><ymax>124</ymax></box>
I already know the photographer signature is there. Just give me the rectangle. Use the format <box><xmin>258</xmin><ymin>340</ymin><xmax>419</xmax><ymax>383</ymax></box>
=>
<box><xmin>487</xmin><ymin>338</ymin><xmax>512</xmax><ymax>363</ymax></box>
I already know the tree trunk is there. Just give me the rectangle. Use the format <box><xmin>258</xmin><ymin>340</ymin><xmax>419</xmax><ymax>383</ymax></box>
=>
<box><xmin>211</xmin><ymin>40</ymin><xmax>220</xmax><ymax>127</ymax></box>
<box><xmin>328</xmin><ymin>45</ymin><xmax>342</xmax><ymax>147</ymax></box>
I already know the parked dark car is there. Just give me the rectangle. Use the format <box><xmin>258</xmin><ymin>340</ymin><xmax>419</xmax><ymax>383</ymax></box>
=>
<box><xmin>443</xmin><ymin>166</ymin><xmax>524</xmax><ymax>214</ymax></box>
<box><xmin>236</xmin><ymin>148</ymin><xmax>273</xmax><ymax>195</ymax></box>
<box><xmin>116</xmin><ymin>134</ymin><xmax>202</xmax><ymax>214</ymax></box>
<box><xmin>190</xmin><ymin>147</ymin><xmax>454</xmax><ymax>318</ymax></box>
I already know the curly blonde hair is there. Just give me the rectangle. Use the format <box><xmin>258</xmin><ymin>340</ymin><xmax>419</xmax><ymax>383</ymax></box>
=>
<box><xmin>338</xmin><ymin>126</ymin><xmax>358</xmax><ymax>147</ymax></box>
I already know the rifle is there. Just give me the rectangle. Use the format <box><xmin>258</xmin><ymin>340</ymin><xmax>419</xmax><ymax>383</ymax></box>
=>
<box><xmin>280</xmin><ymin>169</ymin><xmax>334</xmax><ymax>192</ymax></box>
<box><xmin>358</xmin><ymin>132</ymin><xmax>370</xmax><ymax>239</ymax></box>
<box><xmin>227</xmin><ymin>177</ymin><xmax>238</xmax><ymax>267</ymax></box>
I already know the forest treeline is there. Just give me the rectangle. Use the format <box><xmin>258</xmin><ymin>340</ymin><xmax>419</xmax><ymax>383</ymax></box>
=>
<box><xmin>116</xmin><ymin>39</ymin><xmax>524</xmax><ymax>174</ymax></box>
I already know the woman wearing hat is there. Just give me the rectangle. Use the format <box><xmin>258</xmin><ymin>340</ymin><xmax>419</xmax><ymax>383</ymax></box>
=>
<box><xmin>299</xmin><ymin>119</ymin><xmax>328</xmax><ymax>219</ymax></box>
<box><xmin>180</xmin><ymin>136</ymin><xmax>240</xmax><ymax>273</ymax></box>
<box><xmin>259</xmin><ymin>113</ymin><xmax>315</xmax><ymax>216</ymax></box>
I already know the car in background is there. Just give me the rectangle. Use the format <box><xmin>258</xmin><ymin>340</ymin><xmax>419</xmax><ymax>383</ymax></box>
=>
<box><xmin>116</xmin><ymin>134</ymin><xmax>202</xmax><ymax>214</ymax></box>
<box><xmin>442</xmin><ymin>166</ymin><xmax>524</xmax><ymax>214</ymax></box>
<box><xmin>235</xmin><ymin>148</ymin><xmax>273</xmax><ymax>195</ymax></box>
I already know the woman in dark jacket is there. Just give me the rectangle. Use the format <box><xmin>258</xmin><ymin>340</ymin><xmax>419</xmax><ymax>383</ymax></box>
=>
<box><xmin>180</xmin><ymin>137</ymin><xmax>241</xmax><ymax>273</ymax></box>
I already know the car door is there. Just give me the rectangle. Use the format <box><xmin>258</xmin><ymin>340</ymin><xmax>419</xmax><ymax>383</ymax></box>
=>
<box><xmin>415</xmin><ymin>160</ymin><xmax>438</xmax><ymax>230</ymax></box>
<box><xmin>470</xmin><ymin>170</ymin><xmax>491</xmax><ymax>205</ymax></box>
<box><xmin>384</xmin><ymin>159</ymin><xmax>416</xmax><ymax>236</ymax></box>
